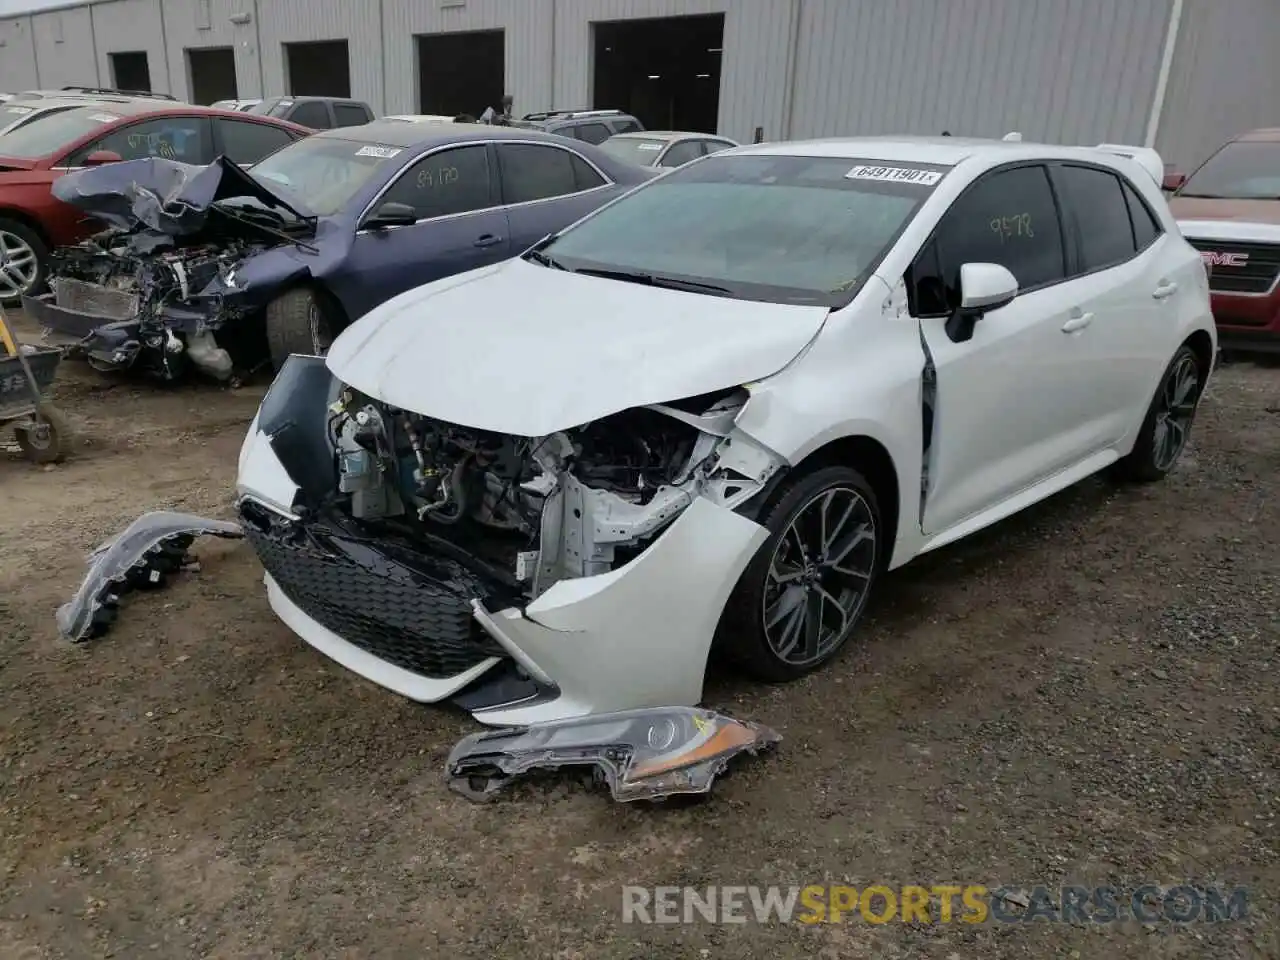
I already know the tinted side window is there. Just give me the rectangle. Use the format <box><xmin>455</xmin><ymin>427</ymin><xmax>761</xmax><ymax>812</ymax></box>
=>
<box><xmin>289</xmin><ymin>101</ymin><xmax>331</xmax><ymax>129</ymax></box>
<box><xmin>1054</xmin><ymin>164</ymin><xmax>1136</xmax><ymax>272</ymax></box>
<box><xmin>216</xmin><ymin>119</ymin><xmax>294</xmax><ymax>164</ymax></box>
<box><xmin>916</xmin><ymin>165</ymin><xmax>1065</xmax><ymax>312</ymax></box>
<box><xmin>498</xmin><ymin>143</ymin><xmax>581</xmax><ymax>203</ymax></box>
<box><xmin>333</xmin><ymin>103</ymin><xmax>370</xmax><ymax>128</ymax></box>
<box><xmin>611</xmin><ymin>119</ymin><xmax>641</xmax><ymax>134</ymax></box>
<box><xmin>73</xmin><ymin>116</ymin><xmax>211</xmax><ymax>164</ymax></box>
<box><xmin>1122</xmin><ymin>178</ymin><xmax>1163</xmax><ymax>251</ymax></box>
<box><xmin>571</xmin><ymin>153</ymin><xmax>606</xmax><ymax>190</ymax></box>
<box><xmin>659</xmin><ymin>141</ymin><xmax>702</xmax><ymax>167</ymax></box>
<box><xmin>703</xmin><ymin>139</ymin><xmax>734</xmax><ymax>155</ymax></box>
<box><xmin>573</xmin><ymin>122</ymin><xmax>612</xmax><ymax>145</ymax></box>
<box><xmin>380</xmin><ymin>145</ymin><xmax>494</xmax><ymax>219</ymax></box>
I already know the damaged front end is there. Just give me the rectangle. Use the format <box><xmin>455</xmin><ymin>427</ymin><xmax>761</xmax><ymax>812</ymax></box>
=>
<box><xmin>25</xmin><ymin>157</ymin><xmax>316</xmax><ymax>382</ymax></box>
<box><xmin>237</xmin><ymin>357</ymin><xmax>785</xmax><ymax>724</ymax></box>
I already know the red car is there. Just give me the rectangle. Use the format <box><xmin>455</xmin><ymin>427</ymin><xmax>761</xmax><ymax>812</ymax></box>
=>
<box><xmin>0</xmin><ymin>100</ymin><xmax>310</xmax><ymax>304</ymax></box>
<box><xmin>1167</xmin><ymin>127</ymin><xmax>1280</xmax><ymax>355</ymax></box>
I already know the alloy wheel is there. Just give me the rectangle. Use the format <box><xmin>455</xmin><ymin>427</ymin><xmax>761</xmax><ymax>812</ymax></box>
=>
<box><xmin>1152</xmin><ymin>353</ymin><xmax>1199</xmax><ymax>472</ymax></box>
<box><xmin>0</xmin><ymin>230</ymin><xmax>39</xmax><ymax>300</ymax></box>
<box><xmin>761</xmin><ymin>486</ymin><xmax>877</xmax><ymax>667</ymax></box>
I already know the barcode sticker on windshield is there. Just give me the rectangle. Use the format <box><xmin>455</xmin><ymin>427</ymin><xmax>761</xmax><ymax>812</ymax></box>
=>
<box><xmin>845</xmin><ymin>164</ymin><xmax>942</xmax><ymax>186</ymax></box>
<box><xmin>637</xmin><ymin>143</ymin><xmax>662</xmax><ymax>151</ymax></box>
<box><xmin>87</xmin><ymin>112</ymin><xmax>121</xmax><ymax>123</ymax></box>
<box><xmin>355</xmin><ymin>145</ymin><xmax>402</xmax><ymax>159</ymax></box>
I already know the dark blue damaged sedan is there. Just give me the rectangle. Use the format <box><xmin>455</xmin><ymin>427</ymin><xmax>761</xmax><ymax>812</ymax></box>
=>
<box><xmin>28</xmin><ymin>121</ymin><xmax>655</xmax><ymax>381</ymax></box>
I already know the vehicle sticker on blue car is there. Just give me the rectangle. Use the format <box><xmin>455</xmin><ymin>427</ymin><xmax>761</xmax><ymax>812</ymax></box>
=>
<box><xmin>845</xmin><ymin>164</ymin><xmax>942</xmax><ymax>186</ymax></box>
<box><xmin>355</xmin><ymin>145</ymin><xmax>402</xmax><ymax>159</ymax></box>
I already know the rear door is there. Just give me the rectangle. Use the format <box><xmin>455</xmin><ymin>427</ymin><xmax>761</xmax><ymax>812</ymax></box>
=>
<box><xmin>337</xmin><ymin>143</ymin><xmax>510</xmax><ymax>318</ymax></box>
<box><xmin>494</xmin><ymin>141</ymin><xmax>615</xmax><ymax>250</ymax></box>
<box><xmin>1048</xmin><ymin>162</ymin><xmax>1172</xmax><ymax>443</ymax></box>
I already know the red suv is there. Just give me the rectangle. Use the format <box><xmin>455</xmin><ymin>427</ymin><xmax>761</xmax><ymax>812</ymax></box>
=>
<box><xmin>0</xmin><ymin>101</ymin><xmax>309</xmax><ymax>304</ymax></box>
<box><xmin>1168</xmin><ymin>128</ymin><xmax>1280</xmax><ymax>354</ymax></box>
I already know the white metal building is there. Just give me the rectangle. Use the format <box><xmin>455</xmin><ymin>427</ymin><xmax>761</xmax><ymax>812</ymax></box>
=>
<box><xmin>1</xmin><ymin>0</ymin><xmax>1278</xmax><ymax>169</ymax></box>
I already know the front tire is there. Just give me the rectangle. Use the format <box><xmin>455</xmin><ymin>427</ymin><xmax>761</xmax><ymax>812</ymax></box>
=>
<box><xmin>265</xmin><ymin>288</ymin><xmax>337</xmax><ymax>371</ymax></box>
<box><xmin>718</xmin><ymin>465</ymin><xmax>881</xmax><ymax>682</ymax></box>
<box><xmin>0</xmin><ymin>218</ymin><xmax>49</xmax><ymax>307</ymax></box>
<box><xmin>1112</xmin><ymin>344</ymin><xmax>1204</xmax><ymax>483</ymax></box>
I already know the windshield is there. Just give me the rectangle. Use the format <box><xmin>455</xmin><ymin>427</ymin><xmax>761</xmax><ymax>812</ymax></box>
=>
<box><xmin>250</xmin><ymin>135</ymin><xmax>403</xmax><ymax>216</ymax></box>
<box><xmin>599</xmin><ymin>136</ymin><xmax>669</xmax><ymax>166</ymax></box>
<box><xmin>0</xmin><ymin>103</ymin><xmax>44</xmax><ymax>131</ymax></box>
<box><xmin>0</xmin><ymin>105</ymin><xmax>125</xmax><ymax>159</ymax></box>
<box><xmin>537</xmin><ymin>154</ymin><xmax>942</xmax><ymax>306</ymax></box>
<box><xmin>1181</xmin><ymin>141</ymin><xmax>1280</xmax><ymax>199</ymax></box>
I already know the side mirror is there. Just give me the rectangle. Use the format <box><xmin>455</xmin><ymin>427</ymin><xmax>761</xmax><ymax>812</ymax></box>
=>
<box><xmin>945</xmin><ymin>262</ymin><xmax>1017</xmax><ymax>343</ymax></box>
<box><xmin>1162</xmin><ymin>171</ymin><xmax>1186</xmax><ymax>192</ymax></box>
<box><xmin>362</xmin><ymin>201</ymin><xmax>418</xmax><ymax>230</ymax></box>
<box><xmin>83</xmin><ymin>149</ymin><xmax>123</xmax><ymax>167</ymax></box>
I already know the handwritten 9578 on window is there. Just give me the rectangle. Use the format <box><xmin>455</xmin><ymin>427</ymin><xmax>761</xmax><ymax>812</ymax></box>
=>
<box><xmin>991</xmin><ymin>214</ymin><xmax>1034</xmax><ymax>242</ymax></box>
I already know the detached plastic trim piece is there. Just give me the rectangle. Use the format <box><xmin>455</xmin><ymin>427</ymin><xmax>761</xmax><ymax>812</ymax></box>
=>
<box><xmin>56</xmin><ymin>510</ymin><xmax>244</xmax><ymax>642</ymax></box>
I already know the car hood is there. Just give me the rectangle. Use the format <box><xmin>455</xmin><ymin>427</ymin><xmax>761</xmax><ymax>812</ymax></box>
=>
<box><xmin>1169</xmin><ymin>196</ymin><xmax>1280</xmax><ymax>226</ymax></box>
<box><xmin>51</xmin><ymin>155</ymin><xmax>313</xmax><ymax>235</ymax></box>
<box><xmin>326</xmin><ymin>258</ymin><xmax>830</xmax><ymax>436</ymax></box>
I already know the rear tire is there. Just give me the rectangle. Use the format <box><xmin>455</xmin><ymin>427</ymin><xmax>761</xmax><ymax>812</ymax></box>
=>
<box><xmin>0</xmin><ymin>217</ymin><xmax>49</xmax><ymax>307</ymax></box>
<box><xmin>717</xmin><ymin>465</ymin><xmax>881</xmax><ymax>682</ymax></box>
<box><xmin>265</xmin><ymin>288</ymin><xmax>337</xmax><ymax>371</ymax></box>
<box><xmin>1112</xmin><ymin>344</ymin><xmax>1204</xmax><ymax>483</ymax></box>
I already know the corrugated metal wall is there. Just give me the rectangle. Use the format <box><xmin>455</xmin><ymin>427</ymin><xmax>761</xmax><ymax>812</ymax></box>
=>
<box><xmin>0</xmin><ymin>16</ymin><xmax>39</xmax><ymax>92</ymax></box>
<box><xmin>29</xmin><ymin>4</ymin><xmax>100</xmax><ymax>89</ymax></box>
<box><xmin>257</xmin><ymin>0</ymin><xmax>381</xmax><ymax>104</ymax></box>
<box><xmin>789</xmin><ymin>0</ymin><xmax>1173</xmax><ymax>144</ymax></box>
<box><xmin>90</xmin><ymin>0</ymin><xmax>169</xmax><ymax>94</ymax></box>
<box><xmin>381</xmin><ymin>0</ymin><xmax>554</xmax><ymax>116</ymax></box>
<box><xmin>1</xmin><ymin>0</ymin><xmax>1274</xmax><ymax>167</ymax></box>
<box><xmin>1155</xmin><ymin>0</ymin><xmax>1280</xmax><ymax>171</ymax></box>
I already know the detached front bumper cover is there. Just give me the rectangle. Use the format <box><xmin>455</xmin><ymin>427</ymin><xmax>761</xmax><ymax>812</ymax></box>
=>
<box><xmin>446</xmin><ymin>707</ymin><xmax>781</xmax><ymax>803</ymax></box>
<box><xmin>56</xmin><ymin>510</ymin><xmax>244</xmax><ymax>642</ymax></box>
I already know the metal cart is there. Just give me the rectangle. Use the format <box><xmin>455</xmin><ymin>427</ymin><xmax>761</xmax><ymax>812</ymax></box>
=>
<box><xmin>0</xmin><ymin>304</ymin><xmax>72</xmax><ymax>463</ymax></box>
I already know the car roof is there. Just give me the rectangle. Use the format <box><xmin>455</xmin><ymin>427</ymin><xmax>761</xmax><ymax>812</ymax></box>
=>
<box><xmin>612</xmin><ymin>131</ymin><xmax>728</xmax><ymax>142</ymax></box>
<box><xmin>263</xmin><ymin>95</ymin><xmax>368</xmax><ymax>105</ymax></box>
<box><xmin>734</xmin><ymin>135</ymin><xmax>1152</xmax><ymax>170</ymax></box>
<box><xmin>1236</xmin><ymin>128</ymin><xmax>1280</xmax><ymax>143</ymax></box>
<box><xmin>310</xmin><ymin>120</ymin><xmax>589</xmax><ymax>149</ymax></box>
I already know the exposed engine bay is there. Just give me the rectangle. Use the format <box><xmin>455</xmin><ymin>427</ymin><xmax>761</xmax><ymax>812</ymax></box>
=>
<box><xmin>23</xmin><ymin>156</ymin><xmax>316</xmax><ymax>382</ymax></box>
<box><xmin>328</xmin><ymin>384</ymin><xmax>783</xmax><ymax>597</ymax></box>
<box><xmin>45</xmin><ymin>233</ymin><xmax>268</xmax><ymax>380</ymax></box>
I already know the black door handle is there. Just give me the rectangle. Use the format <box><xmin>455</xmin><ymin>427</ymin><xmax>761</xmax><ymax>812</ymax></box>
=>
<box><xmin>474</xmin><ymin>234</ymin><xmax>503</xmax><ymax>248</ymax></box>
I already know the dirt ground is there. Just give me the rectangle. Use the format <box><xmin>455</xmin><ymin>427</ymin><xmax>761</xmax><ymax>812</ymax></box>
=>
<box><xmin>0</xmin><ymin>310</ymin><xmax>1276</xmax><ymax>959</ymax></box>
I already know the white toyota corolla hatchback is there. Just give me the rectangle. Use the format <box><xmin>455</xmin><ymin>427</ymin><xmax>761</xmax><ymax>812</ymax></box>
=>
<box><xmin>235</xmin><ymin>135</ymin><xmax>1216</xmax><ymax>726</ymax></box>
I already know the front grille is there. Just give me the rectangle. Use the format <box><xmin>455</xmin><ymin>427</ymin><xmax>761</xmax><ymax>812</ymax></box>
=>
<box><xmin>50</xmin><ymin>277</ymin><xmax>139</xmax><ymax>319</ymax></box>
<box><xmin>242</xmin><ymin>508</ymin><xmax>506</xmax><ymax>679</ymax></box>
<box><xmin>1186</xmin><ymin>240</ymin><xmax>1280</xmax><ymax>295</ymax></box>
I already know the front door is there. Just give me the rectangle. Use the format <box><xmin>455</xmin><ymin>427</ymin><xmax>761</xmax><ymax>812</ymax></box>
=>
<box><xmin>910</xmin><ymin>163</ymin><xmax>1085</xmax><ymax>535</ymax></box>
<box><xmin>338</xmin><ymin>143</ymin><xmax>511</xmax><ymax>319</ymax></box>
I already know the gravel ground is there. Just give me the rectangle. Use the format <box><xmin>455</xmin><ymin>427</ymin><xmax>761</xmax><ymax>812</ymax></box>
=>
<box><xmin>0</xmin><ymin>312</ymin><xmax>1277</xmax><ymax>959</ymax></box>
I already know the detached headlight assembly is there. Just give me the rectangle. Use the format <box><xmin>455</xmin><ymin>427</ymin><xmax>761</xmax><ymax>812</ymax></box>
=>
<box><xmin>446</xmin><ymin>707</ymin><xmax>781</xmax><ymax>803</ymax></box>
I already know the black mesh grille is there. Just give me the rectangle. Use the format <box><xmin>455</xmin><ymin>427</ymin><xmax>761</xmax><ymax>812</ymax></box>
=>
<box><xmin>242</xmin><ymin>509</ymin><xmax>506</xmax><ymax>679</ymax></box>
<box><xmin>1186</xmin><ymin>240</ymin><xmax>1280</xmax><ymax>294</ymax></box>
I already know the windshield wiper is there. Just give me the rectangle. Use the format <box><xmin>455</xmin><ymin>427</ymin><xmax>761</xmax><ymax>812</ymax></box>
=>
<box><xmin>524</xmin><ymin>249</ymin><xmax>566</xmax><ymax>270</ymax></box>
<box><xmin>572</xmin><ymin>266</ymin><xmax>732</xmax><ymax>296</ymax></box>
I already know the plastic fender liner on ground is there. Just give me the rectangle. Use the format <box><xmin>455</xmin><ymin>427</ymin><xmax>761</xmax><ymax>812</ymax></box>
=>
<box><xmin>56</xmin><ymin>511</ymin><xmax>244</xmax><ymax>642</ymax></box>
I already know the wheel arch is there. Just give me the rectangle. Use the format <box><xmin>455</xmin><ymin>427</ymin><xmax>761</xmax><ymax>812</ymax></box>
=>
<box><xmin>1183</xmin><ymin>328</ymin><xmax>1214</xmax><ymax>377</ymax></box>
<box><xmin>0</xmin><ymin>207</ymin><xmax>51</xmax><ymax>247</ymax></box>
<box><xmin>745</xmin><ymin>434</ymin><xmax>901</xmax><ymax>573</ymax></box>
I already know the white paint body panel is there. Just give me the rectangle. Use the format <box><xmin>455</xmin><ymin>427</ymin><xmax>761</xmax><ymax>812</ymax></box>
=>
<box><xmin>326</xmin><ymin>257</ymin><xmax>830</xmax><ymax>437</ymax></box>
<box><xmin>238</xmin><ymin>136</ymin><xmax>1217</xmax><ymax>723</ymax></box>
